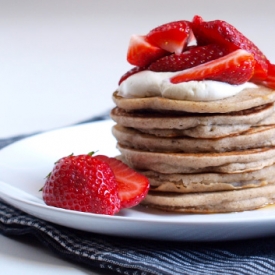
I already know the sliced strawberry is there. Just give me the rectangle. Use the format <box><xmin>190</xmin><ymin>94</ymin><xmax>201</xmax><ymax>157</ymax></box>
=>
<box><xmin>146</xmin><ymin>20</ymin><xmax>192</xmax><ymax>55</ymax></box>
<box><xmin>148</xmin><ymin>44</ymin><xmax>230</xmax><ymax>72</ymax></box>
<box><xmin>95</xmin><ymin>155</ymin><xmax>149</xmax><ymax>209</ymax></box>
<box><xmin>127</xmin><ymin>35</ymin><xmax>168</xmax><ymax>67</ymax></box>
<box><xmin>170</xmin><ymin>49</ymin><xmax>255</xmax><ymax>85</ymax></box>
<box><xmin>186</xmin><ymin>29</ymin><xmax>196</xmax><ymax>46</ymax></box>
<box><xmin>118</xmin><ymin>66</ymin><xmax>147</xmax><ymax>85</ymax></box>
<box><xmin>255</xmin><ymin>63</ymin><xmax>275</xmax><ymax>89</ymax></box>
<box><xmin>192</xmin><ymin>15</ymin><xmax>269</xmax><ymax>80</ymax></box>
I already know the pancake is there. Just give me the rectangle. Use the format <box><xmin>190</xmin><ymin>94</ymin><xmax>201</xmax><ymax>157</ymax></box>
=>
<box><xmin>141</xmin><ymin>184</ymin><xmax>275</xmax><ymax>213</ymax></box>
<box><xmin>141</xmin><ymin>164</ymin><xmax>275</xmax><ymax>193</ymax></box>
<box><xmin>112</xmin><ymin>80</ymin><xmax>275</xmax><ymax>213</ymax></box>
<box><xmin>111</xmin><ymin>103</ymin><xmax>275</xmax><ymax>130</ymax></box>
<box><xmin>111</xmin><ymin>104</ymin><xmax>275</xmax><ymax>138</ymax></box>
<box><xmin>117</xmin><ymin>143</ymin><xmax>275</xmax><ymax>174</ymax></box>
<box><xmin>112</xmin><ymin>124</ymin><xmax>275</xmax><ymax>153</ymax></box>
<box><xmin>112</xmin><ymin>86</ymin><xmax>275</xmax><ymax>113</ymax></box>
<box><xmin>136</xmin><ymin>124</ymin><xmax>254</xmax><ymax>138</ymax></box>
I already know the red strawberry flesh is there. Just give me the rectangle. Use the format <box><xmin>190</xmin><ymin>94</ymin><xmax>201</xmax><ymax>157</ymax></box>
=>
<box><xmin>192</xmin><ymin>15</ymin><xmax>269</xmax><ymax>80</ymax></box>
<box><xmin>149</xmin><ymin>44</ymin><xmax>230</xmax><ymax>72</ymax></box>
<box><xmin>127</xmin><ymin>35</ymin><xmax>168</xmax><ymax>67</ymax></box>
<box><xmin>255</xmin><ymin>63</ymin><xmax>275</xmax><ymax>89</ymax></box>
<box><xmin>170</xmin><ymin>49</ymin><xmax>255</xmax><ymax>85</ymax></box>
<box><xmin>118</xmin><ymin>66</ymin><xmax>147</xmax><ymax>85</ymax></box>
<box><xmin>95</xmin><ymin>155</ymin><xmax>150</xmax><ymax>209</ymax></box>
<box><xmin>146</xmin><ymin>20</ymin><xmax>192</xmax><ymax>55</ymax></box>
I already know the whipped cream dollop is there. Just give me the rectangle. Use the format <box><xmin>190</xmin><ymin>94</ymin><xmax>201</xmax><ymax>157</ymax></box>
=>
<box><xmin>117</xmin><ymin>71</ymin><xmax>258</xmax><ymax>101</ymax></box>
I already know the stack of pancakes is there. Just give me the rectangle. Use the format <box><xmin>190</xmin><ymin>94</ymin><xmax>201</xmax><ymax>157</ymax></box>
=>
<box><xmin>111</xmin><ymin>86</ymin><xmax>275</xmax><ymax>213</ymax></box>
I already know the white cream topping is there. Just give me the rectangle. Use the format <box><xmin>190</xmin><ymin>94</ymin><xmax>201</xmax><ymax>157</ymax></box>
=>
<box><xmin>117</xmin><ymin>70</ymin><xmax>257</xmax><ymax>101</ymax></box>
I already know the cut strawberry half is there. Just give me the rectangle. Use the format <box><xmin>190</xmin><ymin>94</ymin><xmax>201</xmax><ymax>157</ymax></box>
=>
<box><xmin>170</xmin><ymin>49</ymin><xmax>255</xmax><ymax>85</ymax></box>
<box><xmin>127</xmin><ymin>35</ymin><xmax>168</xmax><ymax>67</ymax></box>
<box><xmin>118</xmin><ymin>66</ymin><xmax>147</xmax><ymax>85</ymax></box>
<box><xmin>255</xmin><ymin>62</ymin><xmax>275</xmax><ymax>89</ymax></box>
<box><xmin>146</xmin><ymin>20</ymin><xmax>192</xmax><ymax>55</ymax></box>
<box><xmin>148</xmin><ymin>44</ymin><xmax>230</xmax><ymax>72</ymax></box>
<box><xmin>192</xmin><ymin>15</ymin><xmax>269</xmax><ymax>80</ymax></box>
<box><xmin>186</xmin><ymin>29</ymin><xmax>196</xmax><ymax>46</ymax></box>
<box><xmin>95</xmin><ymin>155</ymin><xmax>150</xmax><ymax>209</ymax></box>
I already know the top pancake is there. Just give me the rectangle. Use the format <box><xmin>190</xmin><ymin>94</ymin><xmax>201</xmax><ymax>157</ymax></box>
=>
<box><xmin>113</xmin><ymin>86</ymin><xmax>275</xmax><ymax>113</ymax></box>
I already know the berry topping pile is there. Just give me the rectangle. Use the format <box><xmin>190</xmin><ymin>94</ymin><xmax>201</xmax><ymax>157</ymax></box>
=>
<box><xmin>119</xmin><ymin>15</ymin><xmax>275</xmax><ymax>89</ymax></box>
<box><xmin>42</xmin><ymin>153</ymin><xmax>149</xmax><ymax>215</ymax></box>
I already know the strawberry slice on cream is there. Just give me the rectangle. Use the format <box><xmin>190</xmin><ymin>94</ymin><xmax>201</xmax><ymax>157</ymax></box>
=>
<box><xmin>170</xmin><ymin>49</ymin><xmax>255</xmax><ymax>85</ymax></box>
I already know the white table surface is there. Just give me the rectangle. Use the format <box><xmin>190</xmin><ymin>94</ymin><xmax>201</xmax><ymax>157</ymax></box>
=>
<box><xmin>1</xmin><ymin>0</ymin><xmax>275</xmax><ymax>274</ymax></box>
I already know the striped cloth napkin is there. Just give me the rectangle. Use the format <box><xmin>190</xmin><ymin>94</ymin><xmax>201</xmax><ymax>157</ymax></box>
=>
<box><xmin>1</xmin><ymin>115</ymin><xmax>275</xmax><ymax>275</ymax></box>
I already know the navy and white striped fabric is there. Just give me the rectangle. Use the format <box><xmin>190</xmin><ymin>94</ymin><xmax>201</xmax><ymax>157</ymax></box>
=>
<box><xmin>1</xmin><ymin>117</ymin><xmax>275</xmax><ymax>274</ymax></box>
<box><xmin>1</xmin><ymin>201</ymin><xmax>275</xmax><ymax>275</ymax></box>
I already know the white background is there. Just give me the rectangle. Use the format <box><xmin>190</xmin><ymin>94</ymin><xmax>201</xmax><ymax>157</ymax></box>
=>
<box><xmin>1</xmin><ymin>0</ymin><xmax>275</xmax><ymax>138</ymax></box>
<box><xmin>1</xmin><ymin>0</ymin><xmax>275</xmax><ymax>274</ymax></box>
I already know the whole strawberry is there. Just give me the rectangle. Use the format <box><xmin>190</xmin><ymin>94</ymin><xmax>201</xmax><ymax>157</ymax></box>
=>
<box><xmin>42</xmin><ymin>153</ymin><xmax>121</xmax><ymax>215</ymax></box>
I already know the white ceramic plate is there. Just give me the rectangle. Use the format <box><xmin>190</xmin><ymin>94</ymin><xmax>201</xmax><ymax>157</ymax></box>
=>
<box><xmin>1</xmin><ymin>120</ymin><xmax>275</xmax><ymax>241</ymax></box>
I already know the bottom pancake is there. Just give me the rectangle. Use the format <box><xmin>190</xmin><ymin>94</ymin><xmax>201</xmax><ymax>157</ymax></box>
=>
<box><xmin>142</xmin><ymin>184</ymin><xmax>275</xmax><ymax>213</ymax></box>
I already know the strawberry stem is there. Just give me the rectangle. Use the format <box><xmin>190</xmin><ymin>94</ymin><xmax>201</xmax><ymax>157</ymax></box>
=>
<box><xmin>88</xmin><ymin>151</ymin><xmax>98</xmax><ymax>156</ymax></box>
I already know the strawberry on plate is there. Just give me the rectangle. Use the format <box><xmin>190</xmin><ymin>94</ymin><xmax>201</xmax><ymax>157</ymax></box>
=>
<box><xmin>148</xmin><ymin>44</ymin><xmax>230</xmax><ymax>72</ymax></box>
<box><xmin>42</xmin><ymin>153</ymin><xmax>121</xmax><ymax>215</ymax></box>
<box><xmin>192</xmin><ymin>15</ymin><xmax>269</xmax><ymax>80</ymax></box>
<box><xmin>42</xmin><ymin>153</ymin><xmax>150</xmax><ymax>215</ymax></box>
<box><xmin>146</xmin><ymin>20</ymin><xmax>193</xmax><ymax>55</ymax></box>
<box><xmin>95</xmin><ymin>155</ymin><xmax>150</xmax><ymax>209</ymax></box>
<box><xmin>127</xmin><ymin>35</ymin><xmax>168</xmax><ymax>67</ymax></box>
<box><xmin>170</xmin><ymin>49</ymin><xmax>255</xmax><ymax>85</ymax></box>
